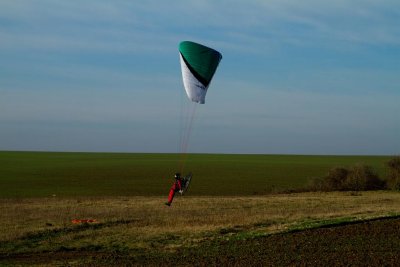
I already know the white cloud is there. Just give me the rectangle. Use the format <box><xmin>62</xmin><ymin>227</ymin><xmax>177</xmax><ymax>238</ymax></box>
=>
<box><xmin>1</xmin><ymin>0</ymin><xmax>399</xmax><ymax>55</ymax></box>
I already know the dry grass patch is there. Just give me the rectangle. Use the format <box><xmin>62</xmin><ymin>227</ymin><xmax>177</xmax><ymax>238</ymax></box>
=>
<box><xmin>1</xmin><ymin>191</ymin><xmax>400</xmax><ymax>253</ymax></box>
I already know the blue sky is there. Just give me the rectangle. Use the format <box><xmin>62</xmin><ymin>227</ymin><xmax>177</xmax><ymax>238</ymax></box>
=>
<box><xmin>1</xmin><ymin>1</ymin><xmax>399</xmax><ymax>155</ymax></box>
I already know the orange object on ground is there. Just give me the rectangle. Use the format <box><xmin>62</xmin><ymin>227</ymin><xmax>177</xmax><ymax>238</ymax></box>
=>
<box><xmin>71</xmin><ymin>219</ymin><xmax>98</xmax><ymax>224</ymax></box>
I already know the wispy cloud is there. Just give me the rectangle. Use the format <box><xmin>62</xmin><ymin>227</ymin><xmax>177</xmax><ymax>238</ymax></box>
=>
<box><xmin>2</xmin><ymin>0</ymin><xmax>399</xmax><ymax>55</ymax></box>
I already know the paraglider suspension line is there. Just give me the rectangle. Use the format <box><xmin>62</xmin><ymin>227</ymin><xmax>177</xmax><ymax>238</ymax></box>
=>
<box><xmin>178</xmin><ymin>103</ymin><xmax>198</xmax><ymax>173</ymax></box>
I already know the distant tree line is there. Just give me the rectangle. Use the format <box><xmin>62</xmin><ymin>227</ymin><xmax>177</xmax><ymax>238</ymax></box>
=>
<box><xmin>308</xmin><ymin>156</ymin><xmax>400</xmax><ymax>192</ymax></box>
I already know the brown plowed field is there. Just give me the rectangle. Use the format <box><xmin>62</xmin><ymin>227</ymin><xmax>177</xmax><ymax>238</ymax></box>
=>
<box><xmin>2</xmin><ymin>218</ymin><xmax>400</xmax><ymax>266</ymax></box>
<box><xmin>168</xmin><ymin>217</ymin><xmax>400</xmax><ymax>266</ymax></box>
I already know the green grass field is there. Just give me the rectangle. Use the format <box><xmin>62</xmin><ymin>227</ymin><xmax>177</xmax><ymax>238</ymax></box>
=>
<box><xmin>0</xmin><ymin>151</ymin><xmax>392</xmax><ymax>197</ymax></box>
<box><xmin>1</xmin><ymin>151</ymin><xmax>399</xmax><ymax>265</ymax></box>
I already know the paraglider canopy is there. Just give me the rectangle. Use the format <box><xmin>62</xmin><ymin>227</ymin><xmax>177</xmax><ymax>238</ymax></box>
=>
<box><xmin>179</xmin><ymin>41</ymin><xmax>222</xmax><ymax>104</ymax></box>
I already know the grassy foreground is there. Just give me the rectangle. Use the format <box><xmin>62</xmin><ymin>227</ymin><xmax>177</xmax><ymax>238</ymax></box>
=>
<box><xmin>0</xmin><ymin>151</ymin><xmax>392</xmax><ymax>197</ymax></box>
<box><xmin>1</xmin><ymin>192</ymin><xmax>400</xmax><ymax>265</ymax></box>
<box><xmin>1</xmin><ymin>151</ymin><xmax>399</xmax><ymax>265</ymax></box>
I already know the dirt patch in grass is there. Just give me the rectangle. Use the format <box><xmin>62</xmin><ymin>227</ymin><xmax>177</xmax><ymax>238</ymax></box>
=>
<box><xmin>2</xmin><ymin>217</ymin><xmax>400</xmax><ymax>266</ymax></box>
<box><xmin>157</xmin><ymin>217</ymin><xmax>400</xmax><ymax>266</ymax></box>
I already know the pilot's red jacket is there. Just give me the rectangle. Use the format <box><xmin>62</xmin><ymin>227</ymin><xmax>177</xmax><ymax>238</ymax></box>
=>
<box><xmin>167</xmin><ymin>178</ymin><xmax>182</xmax><ymax>205</ymax></box>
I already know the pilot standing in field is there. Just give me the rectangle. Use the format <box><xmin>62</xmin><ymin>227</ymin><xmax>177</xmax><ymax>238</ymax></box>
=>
<box><xmin>165</xmin><ymin>173</ymin><xmax>183</xmax><ymax>206</ymax></box>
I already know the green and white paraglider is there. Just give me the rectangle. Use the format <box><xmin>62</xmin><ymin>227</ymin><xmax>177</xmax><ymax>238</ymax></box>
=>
<box><xmin>179</xmin><ymin>41</ymin><xmax>222</xmax><ymax>104</ymax></box>
<box><xmin>177</xmin><ymin>41</ymin><xmax>222</xmax><ymax>173</ymax></box>
<box><xmin>165</xmin><ymin>41</ymin><xmax>222</xmax><ymax>206</ymax></box>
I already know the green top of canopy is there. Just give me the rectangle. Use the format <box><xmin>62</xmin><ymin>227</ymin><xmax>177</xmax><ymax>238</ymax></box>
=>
<box><xmin>179</xmin><ymin>41</ymin><xmax>222</xmax><ymax>87</ymax></box>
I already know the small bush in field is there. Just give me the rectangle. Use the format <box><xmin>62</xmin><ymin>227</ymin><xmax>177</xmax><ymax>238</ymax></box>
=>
<box><xmin>309</xmin><ymin>164</ymin><xmax>385</xmax><ymax>192</ymax></box>
<box><xmin>325</xmin><ymin>167</ymin><xmax>348</xmax><ymax>191</ymax></box>
<box><xmin>345</xmin><ymin>165</ymin><xmax>385</xmax><ymax>191</ymax></box>
<box><xmin>386</xmin><ymin>156</ymin><xmax>400</xmax><ymax>190</ymax></box>
<box><xmin>307</xmin><ymin>177</ymin><xmax>326</xmax><ymax>191</ymax></box>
